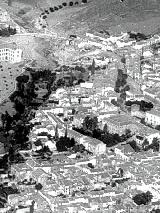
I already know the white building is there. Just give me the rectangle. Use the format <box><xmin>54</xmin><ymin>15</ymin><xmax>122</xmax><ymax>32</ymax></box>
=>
<box><xmin>0</xmin><ymin>8</ymin><xmax>10</xmax><ymax>22</ymax></box>
<box><xmin>145</xmin><ymin>109</ymin><xmax>160</xmax><ymax>127</ymax></box>
<box><xmin>0</xmin><ymin>43</ymin><xmax>22</xmax><ymax>63</ymax></box>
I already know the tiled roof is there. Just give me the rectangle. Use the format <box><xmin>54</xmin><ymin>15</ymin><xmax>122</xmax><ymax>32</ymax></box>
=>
<box><xmin>105</xmin><ymin>114</ymin><xmax>133</xmax><ymax>126</ymax></box>
<box><xmin>0</xmin><ymin>42</ymin><xmax>19</xmax><ymax>50</ymax></box>
<box><xmin>146</xmin><ymin>109</ymin><xmax>160</xmax><ymax>117</ymax></box>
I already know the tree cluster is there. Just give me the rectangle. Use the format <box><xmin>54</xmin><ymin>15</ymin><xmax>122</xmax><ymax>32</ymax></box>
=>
<box><xmin>82</xmin><ymin>116</ymin><xmax>98</xmax><ymax>133</ymax></box>
<box><xmin>150</xmin><ymin>209</ymin><xmax>160</xmax><ymax>213</ymax></box>
<box><xmin>114</xmin><ymin>69</ymin><xmax>130</xmax><ymax>103</ymax></box>
<box><xmin>40</xmin><ymin>0</ymin><xmax>88</xmax><ymax>19</ymax></box>
<box><xmin>128</xmin><ymin>32</ymin><xmax>150</xmax><ymax>42</ymax></box>
<box><xmin>0</xmin><ymin>68</ymin><xmax>58</xmax><ymax>170</ymax></box>
<box><xmin>133</xmin><ymin>191</ymin><xmax>153</xmax><ymax>205</ymax></box>
<box><xmin>56</xmin><ymin>137</ymin><xmax>75</xmax><ymax>152</ymax></box>
<box><xmin>126</xmin><ymin>100</ymin><xmax>153</xmax><ymax>112</ymax></box>
<box><xmin>0</xmin><ymin>26</ymin><xmax>16</xmax><ymax>37</ymax></box>
<box><xmin>142</xmin><ymin>137</ymin><xmax>159</xmax><ymax>152</ymax></box>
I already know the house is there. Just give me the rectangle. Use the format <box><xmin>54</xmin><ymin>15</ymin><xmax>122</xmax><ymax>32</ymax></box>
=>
<box><xmin>145</xmin><ymin>109</ymin><xmax>160</xmax><ymax>127</ymax></box>
<box><xmin>126</xmin><ymin>91</ymin><xmax>144</xmax><ymax>101</ymax></box>
<box><xmin>115</xmin><ymin>144</ymin><xmax>135</xmax><ymax>157</ymax></box>
<box><xmin>11</xmin><ymin>163</ymin><xmax>32</xmax><ymax>181</ymax></box>
<box><xmin>58</xmin><ymin>179</ymin><xmax>73</xmax><ymax>195</ymax></box>
<box><xmin>131</xmin><ymin>104</ymin><xmax>145</xmax><ymax>119</ymax></box>
<box><xmin>104</xmin><ymin>115</ymin><xmax>138</xmax><ymax>136</ymax></box>
<box><xmin>80</xmin><ymin>136</ymin><xmax>107</xmax><ymax>155</ymax></box>
<box><xmin>106</xmin><ymin>91</ymin><xmax>118</xmax><ymax>103</ymax></box>
<box><xmin>134</xmin><ymin>123</ymin><xmax>160</xmax><ymax>145</ymax></box>
<box><xmin>55</xmin><ymin>88</ymin><xmax>67</xmax><ymax>99</ymax></box>
<box><xmin>0</xmin><ymin>8</ymin><xmax>10</xmax><ymax>22</ymax></box>
<box><xmin>31</xmin><ymin>168</ymin><xmax>49</xmax><ymax>184</ymax></box>
<box><xmin>143</xmin><ymin>88</ymin><xmax>157</xmax><ymax>99</ymax></box>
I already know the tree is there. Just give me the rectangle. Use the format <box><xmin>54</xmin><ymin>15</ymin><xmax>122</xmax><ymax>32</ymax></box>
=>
<box><xmin>142</xmin><ymin>139</ymin><xmax>149</xmax><ymax>150</ymax></box>
<box><xmin>121</xmin><ymin>55</ymin><xmax>126</xmax><ymax>64</ymax></box>
<box><xmin>88</xmin><ymin>163</ymin><xmax>94</xmax><ymax>169</ymax></box>
<box><xmin>151</xmin><ymin>137</ymin><xmax>159</xmax><ymax>152</ymax></box>
<box><xmin>35</xmin><ymin>183</ymin><xmax>43</xmax><ymax>191</ymax></box>
<box><xmin>69</xmin><ymin>2</ymin><xmax>74</xmax><ymax>6</ymax></box>
<box><xmin>16</xmin><ymin>75</ymin><xmax>29</xmax><ymax>83</ymax></box>
<box><xmin>103</xmin><ymin>124</ymin><xmax>108</xmax><ymax>134</ymax></box>
<box><xmin>62</xmin><ymin>2</ymin><xmax>67</xmax><ymax>6</ymax></box>
<box><xmin>82</xmin><ymin>116</ymin><xmax>98</xmax><ymax>132</ymax></box>
<box><xmin>49</xmin><ymin>7</ymin><xmax>54</xmax><ymax>12</ymax></box>
<box><xmin>155</xmin><ymin>125</ymin><xmax>160</xmax><ymax>131</ymax></box>
<box><xmin>125</xmin><ymin>129</ymin><xmax>132</xmax><ymax>138</ymax></box>
<box><xmin>54</xmin><ymin>6</ymin><xmax>59</xmax><ymax>10</ymax></box>
<box><xmin>117</xmin><ymin>168</ymin><xmax>124</xmax><ymax>178</ymax></box>
<box><xmin>91</xmin><ymin>59</ymin><xmax>95</xmax><ymax>75</ymax></box>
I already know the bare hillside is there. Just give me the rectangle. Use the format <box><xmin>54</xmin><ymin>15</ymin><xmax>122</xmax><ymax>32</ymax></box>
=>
<box><xmin>3</xmin><ymin>0</ymin><xmax>160</xmax><ymax>35</ymax></box>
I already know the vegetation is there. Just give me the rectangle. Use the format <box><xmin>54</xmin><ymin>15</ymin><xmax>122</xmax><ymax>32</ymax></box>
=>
<box><xmin>35</xmin><ymin>183</ymin><xmax>43</xmax><ymax>191</ymax></box>
<box><xmin>150</xmin><ymin>209</ymin><xmax>160</xmax><ymax>213</ymax></box>
<box><xmin>133</xmin><ymin>191</ymin><xmax>153</xmax><ymax>205</ymax></box>
<box><xmin>69</xmin><ymin>2</ymin><xmax>74</xmax><ymax>6</ymax></box>
<box><xmin>128</xmin><ymin>32</ymin><xmax>150</xmax><ymax>41</ymax></box>
<box><xmin>73</xmin><ymin>116</ymin><xmax>132</xmax><ymax>147</ymax></box>
<box><xmin>0</xmin><ymin>26</ymin><xmax>16</xmax><ymax>37</ymax></box>
<box><xmin>125</xmin><ymin>100</ymin><xmax>153</xmax><ymax>112</ymax></box>
<box><xmin>62</xmin><ymin>2</ymin><xmax>67</xmax><ymax>6</ymax></box>
<box><xmin>56</xmin><ymin>136</ymin><xmax>75</xmax><ymax>152</ymax></box>
<box><xmin>142</xmin><ymin>137</ymin><xmax>159</xmax><ymax>152</ymax></box>
<box><xmin>114</xmin><ymin>69</ymin><xmax>130</xmax><ymax>104</ymax></box>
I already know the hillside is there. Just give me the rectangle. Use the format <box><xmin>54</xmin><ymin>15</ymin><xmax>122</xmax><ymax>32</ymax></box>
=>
<box><xmin>3</xmin><ymin>0</ymin><xmax>160</xmax><ymax>35</ymax></box>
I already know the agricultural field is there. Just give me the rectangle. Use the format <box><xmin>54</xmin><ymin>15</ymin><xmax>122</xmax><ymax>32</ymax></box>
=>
<box><xmin>0</xmin><ymin>61</ymin><xmax>24</xmax><ymax>103</ymax></box>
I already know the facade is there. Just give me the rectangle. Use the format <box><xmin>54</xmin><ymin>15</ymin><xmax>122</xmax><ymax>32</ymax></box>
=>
<box><xmin>134</xmin><ymin>123</ymin><xmax>160</xmax><ymax>145</ymax></box>
<box><xmin>0</xmin><ymin>8</ymin><xmax>10</xmax><ymax>22</ymax></box>
<box><xmin>145</xmin><ymin>109</ymin><xmax>160</xmax><ymax>127</ymax></box>
<box><xmin>104</xmin><ymin>115</ymin><xmax>137</xmax><ymax>136</ymax></box>
<box><xmin>80</xmin><ymin>136</ymin><xmax>107</xmax><ymax>155</ymax></box>
<box><xmin>0</xmin><ymin>43</ymin><xmax>22</xmax><ymax>63</ymax></box>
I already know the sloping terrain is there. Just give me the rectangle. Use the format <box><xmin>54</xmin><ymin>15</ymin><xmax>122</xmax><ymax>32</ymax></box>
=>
<box><xmin>3</xmin><ymin>0</ymin><xmax>160</xmax><ymax>35</ymax></box>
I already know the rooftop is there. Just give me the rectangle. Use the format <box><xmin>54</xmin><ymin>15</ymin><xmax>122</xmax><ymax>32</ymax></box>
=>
<box><xmin>105</xmin><ymin>114</ymin><xmax>133</xmax><ymax>126</ymax></box>
<box><xmin>146</xmin><ymin>109</ymin><xmax>160</xmax><ymax>117</ymax></box>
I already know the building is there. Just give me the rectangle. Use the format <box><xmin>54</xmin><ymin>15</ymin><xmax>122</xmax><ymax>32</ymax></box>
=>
<box><xmin>104</xmin><ymin>115</ymin><xmax>137</xmax><ymax>136</ymax></box>
<box><xmin>134</xmin><ymin>123</ymin><xmax>160</xmax><ymax>145</ymax></box>
<box><xmin>80</xmin><ymin>136</ymin><xmax>107</xmax><ymax>155</ymax></box>
<box><xmin>0</xmin><ymin>8</ymin><xmax>10</xmax><ymax>22</ymax></box>
<box><xmin>0</xmin><ymin>43</ymin><xmax>22</xmax><ymax>63</ymax></box>
<box><xmin>131</xmin><ymin>104</ymin><xmax>145</xmax><ymax>119</ymax></box>
<box><xmin>145</xmin><ymin>109</ymin><xmax>160</xmax><ymax>127</ymax></box>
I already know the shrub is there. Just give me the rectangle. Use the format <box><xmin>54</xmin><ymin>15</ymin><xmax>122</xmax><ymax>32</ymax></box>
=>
<box><xmin>69</xmin><ymin>2</ymin><xmax>74</xmax><ymax>6</ymax></box>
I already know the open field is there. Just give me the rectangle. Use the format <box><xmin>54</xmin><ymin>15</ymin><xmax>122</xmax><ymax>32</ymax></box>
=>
<box><xmin>0</xmin><ymin>61</ymin><xmax>24</xmax><ymax>103</ymax></box>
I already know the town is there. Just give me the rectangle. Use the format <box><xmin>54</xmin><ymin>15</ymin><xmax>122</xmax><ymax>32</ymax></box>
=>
<box><xmin>1</xmin><ymin>1</ymin><xmax>160</xmax><ymax>213</ymax></box>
